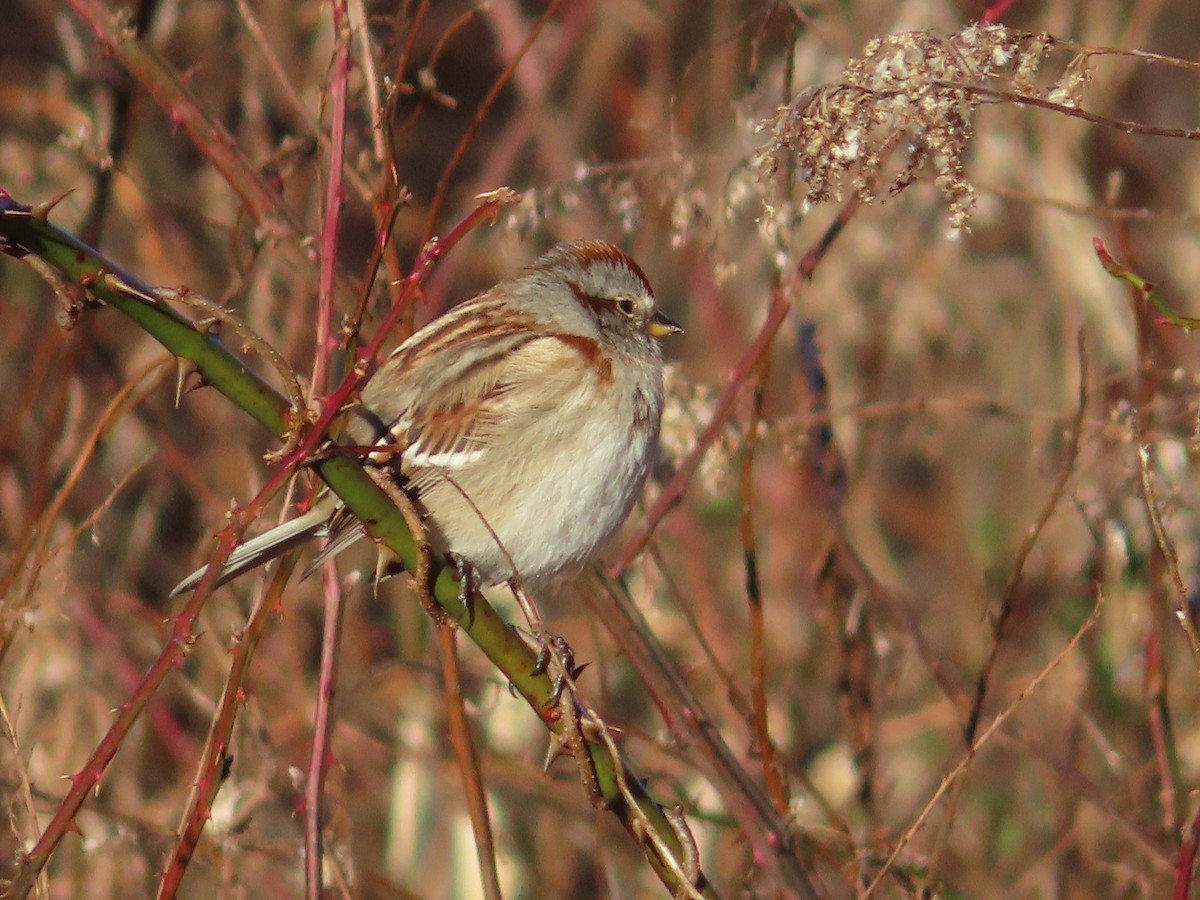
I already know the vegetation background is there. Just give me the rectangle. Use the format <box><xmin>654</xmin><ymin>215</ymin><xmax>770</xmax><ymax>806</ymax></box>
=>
<box><xmin>2</xmin><ymin>0</ymin><xmax>1200</xmax><ymax>896</ymax></box>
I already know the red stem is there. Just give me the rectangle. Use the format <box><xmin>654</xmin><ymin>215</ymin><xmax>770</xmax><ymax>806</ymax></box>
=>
<box><xmin>612</xmin><ymin>287</ymin><xmax>791</xmax><ymax>573</ymax></box>
<box><xmin>305</xmin><ymin>12</ymin><xmax>351</xmax><ymax>891</ymax></box>
<box><xmin>981</xmin><ymin>0</ymin><xmax>1017</xmax><ymax>24</ymax></box>
<box><xmin>305</xmin><ymin>566</ymin><xmax>347</xmax><ymax>900</ymax></box>
<box><xmin>312</xmin><ymin>0</ymin><xmax>351</xmax><ymax>395</ymax></box>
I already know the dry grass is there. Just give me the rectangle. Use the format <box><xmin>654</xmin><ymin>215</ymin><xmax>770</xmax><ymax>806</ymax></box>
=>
<box><xmin>3</xmin><ymin>0</ymin><xmax>1200</xmax><ymax>897</ymax></box>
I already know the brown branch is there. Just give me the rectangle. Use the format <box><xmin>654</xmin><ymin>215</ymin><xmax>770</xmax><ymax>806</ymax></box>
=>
<box><xmin>312</xmin><ymin>0</ymin><xmax>352</xmax><ymax>399</ymax></box>
<box><xmin>864</xmin><ymin>596</ymin><xmax>1102</xmax><ymax>897</ymax></box>
<box><xmin>612</xmin><ymin>286</ymin><xmax>791</xmax><ymax>574</ymax></box>
<box><xmin>740</xmin><ymin>352</ymin><xmax>790</xmax><ymax>815</ymax></box>
<box><xmin>957</xmin><ymin>81</ymin><xmax>1200</xmax><ymax>141</ymax></box>
<box><xmin>64</xmin><ymin>0</ymin><xmax>308</xmax><ymax>238</ymax></box>
<box><xmin>965</xmin><ymin>332</ymin><xmax>1090</xmax><ymax>744</ymax></box>
<box><xmin>305</xmin><ymin>567</ymin><xmax>348</xmax><ymax>900</ymax></box>
<box><xmin>436</xmin><ymin>625</ymin><xmax>503</xmax><ymax>900</ymax></box>
<box><xmin>156</xmin><ymin>563</ymin><xmax>296</xmax><ymax>898</ymax></box>
<box><xmin>420</xmin><ymin>0</ymin><xmax>565</xmax><ymax>243</ymax></box>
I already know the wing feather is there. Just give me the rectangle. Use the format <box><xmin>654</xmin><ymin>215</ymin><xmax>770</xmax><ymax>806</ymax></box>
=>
<box><xmin>347</xmin><ymin>295</ymin><xmax>605</xmax><ymax>486</ymax></box>
<box><xmin>348</xmin><ymin>300</ymin><xmax>537</xmax><ymax>473</ymax></box>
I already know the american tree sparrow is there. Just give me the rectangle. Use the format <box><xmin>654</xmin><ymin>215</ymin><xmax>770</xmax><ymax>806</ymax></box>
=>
<box><xmin>174</xmin><ymin>240</ymin><xmax>680</xmax><ymax>596</ymax></box>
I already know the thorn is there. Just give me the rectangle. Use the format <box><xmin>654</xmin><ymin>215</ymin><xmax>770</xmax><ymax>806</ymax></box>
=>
<box><xmin>30</xmin><ymin>188</ymin><xmax>76</xmax><ymax>221</ymax></box>
<box><xmin>542</xmin><ymin>732</ymin><xmax>572</xmax><ymax>772</ymax></box>
<box><xmin>174</xmin><ymin>357</ymin><xmax>202</xmax><ymax>406</ymax></box>
<box><xmin>372</xmin><ymin>546</ymin><xmax>400</xmax><ymax>590</ymax></box>
<box><xmin>100</xmin><ymin>271</ymin><xmax>161</xmax><ymax>304</ymax></box>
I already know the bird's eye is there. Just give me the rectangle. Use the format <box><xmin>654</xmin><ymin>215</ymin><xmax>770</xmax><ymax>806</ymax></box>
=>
<box><xmin>615</xmin><ymin>298</ymin><xmax>637</xmax><ymax>317</ymax></box>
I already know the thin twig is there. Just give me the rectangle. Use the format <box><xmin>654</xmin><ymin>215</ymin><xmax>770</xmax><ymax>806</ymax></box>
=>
<box><xmin>435</xmin><ymin>625</ymin><xmax>503</xmax><ymax>900</ymax></box>
<box><xmin>312</xmin><ymin>0</ymin><xmax>352</xmax><ymax>398</ymax></box>
<box><xmin>1174</xmin><ymin>804</ymin><xmax>1200</xmax><ymax>900</ymax></box>
<box><xmin>8</xmin><ymin>525</ymin><xmax>243</xmax><ymax>898</ymax></box>
<box><xmin>585</xmin><ymin>573</ymin><xmax>818</xmax><ymax>897</ymax></box>
<box><xmin>740</xmin><ymin>351</ymin><xmax>789</xmax><ymax>814</ymax></box>
<box><xmin>613</xmin><ymin>286</ymin><xmax>791</xmax><ymax>573</ymax></box>
<box><xmin>63</xmin><ymin>0</ymin><xmax>308</xmax><ymax>238</ymax></box>
<box><xmin>305</xmin><ymin>566</ymin><xmax>347</xmax><ymax>900</ymax></box>
<box><xmin>156</xmin><ymin>288</ymin><xmax>307</xmax><ymax>429</ymax></box>
<box><xmin>965</xmin><ymin>332</ymin><xmax>1090</xmax><ymax>744</ymax></box>
<box><xmin>420</xmin><ymin>0</ymin><xmax>565</xmax><ymax>244</ymax></box>
<box><xmin>957</xmin><ymin>81</ymin><xmax>1200</xmax><ymax>142</ymax></box>
<box><xmin>863</xmin><ymin>595</ymin><xmax>1102</xmax><ymax>896</ymax></box>
<box><xmin>233</xmin><ymin>0</ymin><xmax>373</xmax><ymax>205</ymax></box>
<box><xmin>1137</xmin><ymin>444</ymin><xmax>1200</xmax><ymax>662</ymax></box>
<box><xmin>156</xmin><ymin>562</ymin><xmax>295</xmax><ymax>897</ymax></box>
<box><xmin>0</xmin><ymin>355</ymin><xmax>171</xmax><ymax>660</ymax></box>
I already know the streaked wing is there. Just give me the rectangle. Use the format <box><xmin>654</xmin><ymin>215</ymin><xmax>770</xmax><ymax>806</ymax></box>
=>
<box><xmin>357</xmin><ymin>324</ymin><xmax>603</xmax><ymax>486</ymax></box>
<box><xmin>392</xmin><ymin>382</ymin><xmax>512</xmax><ymax>470</ymax></box>
<box><xmin>352</xmin><ymin>295</ymin><xmax>540</xmax><ymax>472</ymax></box>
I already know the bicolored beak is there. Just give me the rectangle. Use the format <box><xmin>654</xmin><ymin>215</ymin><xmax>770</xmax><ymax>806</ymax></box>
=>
<box><xmin>647</xmin><ymin>309</ymin><xmax>683</xmax><ymax>339</ymax></box>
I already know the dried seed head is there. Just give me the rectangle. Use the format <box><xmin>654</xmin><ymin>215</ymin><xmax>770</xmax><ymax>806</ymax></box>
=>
<box><xmin>753</xmin><ymin>25</ymin><xmax>1071</xmax><ymax>232</ymax></box>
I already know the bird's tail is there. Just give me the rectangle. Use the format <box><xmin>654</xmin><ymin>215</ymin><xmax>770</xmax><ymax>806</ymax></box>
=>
<box><xmin>170</xmin><ymin>503</ymin><xmax>337</xmax><ymax>597</ymax></box>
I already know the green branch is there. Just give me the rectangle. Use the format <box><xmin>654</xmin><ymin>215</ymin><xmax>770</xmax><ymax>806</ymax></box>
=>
<box><xmin>0</xmin><ymin>189</ymin><xmax>723</xmax><ymax>899</ymax></box>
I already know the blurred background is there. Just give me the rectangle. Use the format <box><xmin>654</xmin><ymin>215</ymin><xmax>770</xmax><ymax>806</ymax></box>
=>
<box><xmin>2</xmin><ymin>0</ymin><xmax>1200</xmax><ymax>896</ymax></box>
